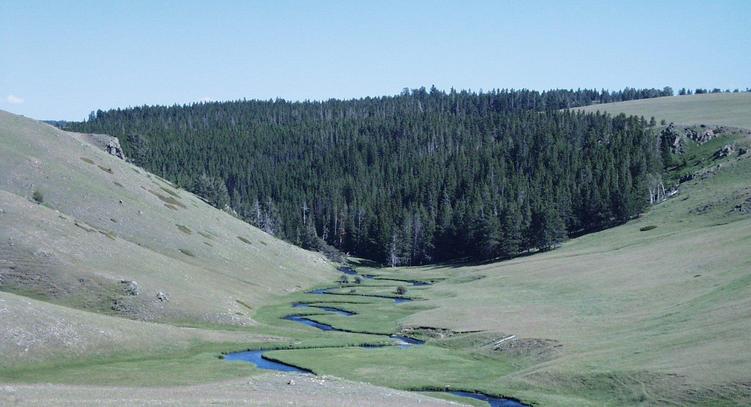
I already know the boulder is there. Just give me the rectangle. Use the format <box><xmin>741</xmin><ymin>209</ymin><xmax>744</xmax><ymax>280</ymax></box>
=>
<box><xmin>121</xmin><ymin>280</ymin><xmax>140</xmax><ymax>296</ymax></box>
<box><xmin>689</xmin><ymin>128</ymin><xmax>718</xmax><ymax>144</ymax></box>
<box><xmin>105</xmin><ymin>139</ymin><xmax>125</xmax><ymax>159</ymax></box>
<box><xmin>714</xmin><ymin>144</ymin><xmax>735</xmax><ymax>159</ymax></box>
<box><xmin>679</xmin><ymin>173</ymin><xmax>694</xmax><ymax>183</ymax></box>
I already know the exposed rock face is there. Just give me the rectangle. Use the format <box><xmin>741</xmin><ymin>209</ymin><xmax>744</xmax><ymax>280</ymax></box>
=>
<box><xmin>663</xmin><ymin>124</ymin><xmax>685</xmax><ymax>154</ymax></box>
<box><xmin>78</xmin><ymin>133</ymin><xmax>126</xmax><ymax>160</ymax></box>
<box><xmin>714</xmin><ymin>144</ymin><xmax>736</xmax><ymax>159</ymax></box>
<box><xmin>687</xmin><ymin>127</ymin><xmax>719</xmax><ymax>144</ymax></box>
<box><xmin>106</xmin><ymin>140</ymin><xmax>125</xmax><ymax>160</ymax></box>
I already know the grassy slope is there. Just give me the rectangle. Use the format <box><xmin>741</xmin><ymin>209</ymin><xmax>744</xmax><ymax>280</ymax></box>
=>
<box><xmin>0</xmin><ymin>110</ymin><xmax>336</xmax><ymax>368</ymax></box>
<box><xmin>575</xmin><ymin>92</ymin><xmax>751</xmax><ymax>129</ymax></box>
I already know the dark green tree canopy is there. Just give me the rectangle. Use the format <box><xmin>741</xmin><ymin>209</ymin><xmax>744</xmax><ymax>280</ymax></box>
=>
<box><xmin>66</xmin><ymin>87</ymin><xmax>662</xmax><ymax>264</ymax></box>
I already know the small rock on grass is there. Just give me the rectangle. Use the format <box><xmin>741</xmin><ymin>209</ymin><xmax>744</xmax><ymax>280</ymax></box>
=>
<box><xmin>156</xmin><ymin>291</ymin><xmax>169</xmax><ymax>302</ymax></box>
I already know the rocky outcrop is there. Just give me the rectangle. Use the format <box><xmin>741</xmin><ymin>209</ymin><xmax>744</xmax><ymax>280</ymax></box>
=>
<box><xmin>662</xmin><ymin>124</ymin><xmax>685</xmax><ymax>154</ymax></box>
<box><xmin>714</xmin><ymin>144</ymin><xmax>736</xmax><ymax>159</ymax></box>
<box><xmin>121</xmin><ymin>280</ymin><xmax>140</xmax><ymax>296</ymax></box>
<box><xmin>105</xmin><ymin>139</ymin><xmax>125</xmax><ymax>160</ymax></box>
<box><xmin>687</xmin><ymin>127</ymin><xmax>720</xmax><ymax>144</ymax></box>
<box><xmin>78</xmin><ymin>133</ymin><xmax>126</xmax><ymax>160</ymax></box>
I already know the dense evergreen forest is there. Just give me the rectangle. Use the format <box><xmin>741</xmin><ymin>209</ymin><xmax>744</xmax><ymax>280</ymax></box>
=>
<box><xmin>66</xmin><ymin>87</ymin><xmax>667</xmax><ymax>264</ymax></box>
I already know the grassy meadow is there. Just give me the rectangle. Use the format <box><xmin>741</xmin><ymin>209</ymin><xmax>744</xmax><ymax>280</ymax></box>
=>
<box><xmin>575</xmin><ymin>92</ymin><xmax>751</xmax><ymax>129</ymax></box>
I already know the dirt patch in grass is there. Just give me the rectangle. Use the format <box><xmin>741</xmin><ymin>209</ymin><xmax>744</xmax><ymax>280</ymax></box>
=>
<box><xmin>198</xmin><ymin>231</ymin><xmax>213</xmax><ymax>239</ymax></box>
<box><xmin>235</xmin><ymin>299</ymin><xmax>253</xmax><ymax>311</ymax></box>
<box><xmin>453</xmin><ymin>275</ymin><xmax>486</xmax><ymax>284</ymax></box>
<box><xmin>149</xmin><ymin>189</ymin><xmax>186</xmax><ymax>208</ymax></box>
<box><xmin>179</xmin><ymin>249</ymin><xmax>195</xmax><ymax>257</ymax></box>
<box><xmin>164</xmin><ymin>203</ymin><xmax>179</xmax><ymax>210</ymax></box>
<box><xmin>160</xmin><ymin>186</ymin><xmax>180</xmax><ymax>197</ymax></box>
<box><xmin>79</xmin><ymin>157</ymin><xmax>95</xmax><ymax>165</ymax></box>
<box><xmin>401</xmin><ymin>327</ymin><xmax>462</xmax><ymax>339</ymax></box>
<box><xmin>74</xmin><ymin>221</ymin><xmax>95</xmax><ymax>233</ymax></box>
<box><xmin>237</xmin><ymin>236</ymin><xmax>252</xmax><ymax>245</ymax></box>
<box><xmin>97</xmin><ymin>165</ymin><xmax>114</xmax><ymax>174</ymax></box>
<box><xmin>98</xmin><ymin>230</ymin><xmax>117</xmax><ymax>240</ymax></box>
<box><xmin>259</xmin><ymin>240</ymin><xmax>268</xmax><ymax>246</ymax></box>
<box><xmin>203</xmin><ymin>241</ymin><xmax>213</xmax><ymax>247</ymax></box>
<box><xmin>113</xmin><ymin>181</ymin><xmax>124</xmax><ymax>188</ymax></box>
<box><xmin>487</xmin><ymin>336</ymin><xmax>562</xmax><ymax>361</ymax></box>
<box><xmin>176</xmin><ymin>224</ymin><xmax>192</xmax><ymax>235</ymax></box>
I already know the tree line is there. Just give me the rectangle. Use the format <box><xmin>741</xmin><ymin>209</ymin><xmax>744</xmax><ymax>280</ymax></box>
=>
<box><xmin>65</xmin><ymin>87</ymin><xmax>663</xmax><ymax>264</ymax></box>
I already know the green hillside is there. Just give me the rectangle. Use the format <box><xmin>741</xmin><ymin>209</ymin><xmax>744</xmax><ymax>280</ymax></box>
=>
<box><xmin>0</xmin><ymin>110</ymin><xmax>336</xmax><ymax>367</ymax></box>
<box><xmin>576</xmin><ymin>93</ymin><xmax>751</xmax><ymax>129</ymax></box>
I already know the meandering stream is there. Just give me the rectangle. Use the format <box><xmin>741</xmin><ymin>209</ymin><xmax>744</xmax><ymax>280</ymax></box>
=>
<box><xmin>224</xmin><ymin>266</ymin><xmax>526</xmax><ymax>407</ymax></box>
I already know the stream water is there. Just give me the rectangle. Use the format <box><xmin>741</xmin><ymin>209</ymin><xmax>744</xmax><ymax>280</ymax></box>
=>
<box><xmin>223</xmin><ymin>350</ymin><xmax>308</xmax><ymax>373</ymax></box>
<box><xmin>448</xmin><ymin>391</ymin><xmax>526</xmax><ymax>407</ymax></box>
<box><xmin>292</xmin><ymin>302</ymin><xmax>356</xmax><ymax>316</ymax></box>
<box><xmin>283</xmin><ymin>315</ymin><xmax>337</xmax><ymax>331</ymax></box>
<box><xmin>338</xmin><ymin>266</ymin><xmax>358</xmax><ymax>275</ymax></box>
<box><xmin>225</xmin><ymin>267</ymin><xmax>526</xmax><ymax>406</ymax></box>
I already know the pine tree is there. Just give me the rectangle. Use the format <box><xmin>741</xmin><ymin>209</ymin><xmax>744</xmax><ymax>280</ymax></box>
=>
<box><xmin>477</xmin><ymin>212</ymin><xmax>502</xmax><ymax>260</ymax></box>
<box><xmin>499</xmin><ymin>206</ymin><xmax>522</xmax><ymax>259</ymax></box>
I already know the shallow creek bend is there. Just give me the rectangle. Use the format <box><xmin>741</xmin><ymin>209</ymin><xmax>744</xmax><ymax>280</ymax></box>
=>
<box><xmin>224</xmin><ymin>266</ymin><xmax>526</xmax><ymax>407</ymax></box>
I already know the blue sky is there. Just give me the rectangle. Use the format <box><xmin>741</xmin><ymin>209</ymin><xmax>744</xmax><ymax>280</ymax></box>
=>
<box><xmin>1</xmin><ymin>0</ymin><xmax>749</xmax><ymax>120</ymax></box>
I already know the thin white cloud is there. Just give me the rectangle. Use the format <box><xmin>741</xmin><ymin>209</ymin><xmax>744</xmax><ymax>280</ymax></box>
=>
<box><xmin>6</xmin><ymin>94</ymin><xmax>24</xmax><ymax>104</ymax></box>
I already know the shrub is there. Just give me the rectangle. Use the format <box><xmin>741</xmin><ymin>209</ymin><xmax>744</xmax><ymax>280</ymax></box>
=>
<box><xmin>353</xmin><ymin>276</ymin><xmax>362</xmax><ymax>284</ymax></box>
<box><xmin>639</xmin><ymin>225</ymin><xmax>657</xmax><ymax>232</ymax></box>
<box><xmin>339</xmin><ymin>275</ymin><xmax>349</xmax><ymax>284</ymax></box>
<box><xmin>32</xmin><ymin>190</ymin><xmax>44</xmax><ymax>204</ymax></box>
<box><xmin>395</xmin><ymin>286</ymin><xmax>407</xmax><ymax>295</ymax></box>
